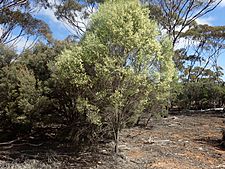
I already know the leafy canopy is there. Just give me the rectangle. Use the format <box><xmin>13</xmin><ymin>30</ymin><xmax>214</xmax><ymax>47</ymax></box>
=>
<box><xmin>50</xmin><ymin>0</ymin><xmax>175</xmax><ymax>146</ymax></box>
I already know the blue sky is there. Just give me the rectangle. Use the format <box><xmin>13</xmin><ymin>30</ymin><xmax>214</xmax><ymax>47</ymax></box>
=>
<box><xmin>15</xmin><ymin>0</ymin><xmax>225</xmax><ymax>79</ymax></box>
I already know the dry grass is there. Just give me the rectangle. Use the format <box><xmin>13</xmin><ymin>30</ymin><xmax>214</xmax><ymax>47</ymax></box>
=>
<box><xmin>0</xmin><ymin>159</ymin><xmax>64</xmax><ymax>169</ymax></box>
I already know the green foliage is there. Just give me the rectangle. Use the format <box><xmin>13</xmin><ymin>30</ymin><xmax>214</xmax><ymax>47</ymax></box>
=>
<box><xmin>0</xmin><ymin>42</ymin><xmax>69</xmax><ymax>136</ymax></box>
<box><xmin>51</xmin><ymin>0</ymin><xmax>175</xmax><ymax>149</ymax></box>
<box><xmin>0</xmin><ymin>44</ymin><xmax>17</xmax><ymax>68</ymax></box>
<box><xmin>176</xmin><ymin>81</ymin><xmax>225</xmax><ymax>110</ymax></box>
<box><xmin>0</xmin><ymin>0</ymin><xmax>224</xmax><ymax>153</ymax></box>
<box><xmin>0</xmin><ymin>63</ymin><xmax>44</xmax><ymax>133</ymax></box>
<box><xmin>21</xmin><ymin>41</ymin><xmax>70</xmax><ymax>81</ymax></box>
<box><xmin>19</xmin><ymin>41</ymin><xmax>73</xmax><ymax>127</ymax></box>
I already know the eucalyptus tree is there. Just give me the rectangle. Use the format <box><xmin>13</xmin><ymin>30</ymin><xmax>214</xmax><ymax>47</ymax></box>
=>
<box><xmin>0</xmin><ymin>0</ymin><xmax>52</xmax><ymax>47</ymax></box>
<box><xmin>143</xmin><ymin>0</ymin><xmax>222</xmax><ymax>46</ymax></box>
<box><xmin>143</xmin><ymin>0</ymin><xmax>225</xmax><ymax>81</ymax></box>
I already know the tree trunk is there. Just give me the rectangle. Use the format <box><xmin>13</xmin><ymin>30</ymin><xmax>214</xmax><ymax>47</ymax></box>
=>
<box><xmin>114</xmin><ymin>129</ymin><xmax>119</xmax><ymax>154</ymax></box>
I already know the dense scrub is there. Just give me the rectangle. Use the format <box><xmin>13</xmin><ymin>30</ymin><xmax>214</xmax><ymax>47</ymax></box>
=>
<box><xmin>173</xmin><ymin>81</ymin><xmax>225</xmax><ymax>110</ymax></box>
<box><xmin>0</xmin><ymin>0</ymin><xmax>225</xmax><ymax>158</ymax></box>
<box><xmin>0</xmin><ymin>0</ymin><xmax>175</xmax><ymax>151</ymax></box>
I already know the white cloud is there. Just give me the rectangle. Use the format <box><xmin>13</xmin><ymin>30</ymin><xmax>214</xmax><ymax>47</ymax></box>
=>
<box><xmin>16</xmin><ymin>38</ymin><xmax>34</xmax><ymax>50</ymax></box>
<box><xmin>0</xmin><ymin>27</ymin><xmax>3</xmax><ymax>37</ymax></box>
<box><xmin>175</xmin><ymin>25</ymin><xmax>189</xmax><ymax>33</ymax></box>
<box><xmin>37</xmin><ymin>8</ymin><xmax>79</xmax><ymax>36</ymax></box>
<box><xmin>219</xmin><ymin>0</ymin><xmax>225</xmax><ymax>7</ymax></box>
<box><xmin>174</xmin><ymin>38</ymin><xmax>187</xmax><ymax>50</ymax></box>
<box><xmin>196</xmin><ymin>17</ymin><xmax>214</xmax><ymax>25</ymax></box>
<box><xmin>38</xmin><ymin>8</ymin><xmax>65</xmax><ymax>28</ymax></box>
<box><xmin>37</xmin><ymin>6</ymin><xmax>97</xmax><ymax>38</ymax></box>
<box><xmin>175</xmin><ymin>37</ymin><xmax>200</xmax><ymax>50</ymax></box>
<box><xmin>11</xmin><ymin>36</ymin><xmax>37</xmax><ymax>53</ymax></box>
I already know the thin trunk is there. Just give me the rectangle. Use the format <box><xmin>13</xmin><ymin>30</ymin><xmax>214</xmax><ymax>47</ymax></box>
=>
<box><xmin>114</xmin><ymin>129</ymin><xmax>119</xmax><ymax>154</ymax></box>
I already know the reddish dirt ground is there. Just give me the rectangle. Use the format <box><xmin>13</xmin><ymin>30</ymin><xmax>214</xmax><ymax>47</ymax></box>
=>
<box><xmin>0</xmin><ymin>112</ymin><xmax>225</xmax><ymax>169</ymax></box>
<box><xmin>114</xmin><ymin>112</ymin><xmax>225</xmax><ymax>169</ymax></box>
<box><xmin>95</xmin><ymin>112</ymin><xmax>225</xmax><ymax>169</ymax></box>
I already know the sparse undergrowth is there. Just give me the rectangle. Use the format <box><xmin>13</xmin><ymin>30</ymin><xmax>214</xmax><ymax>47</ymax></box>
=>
<box><xmin>0</xmin><ymin>160</ymin><xmax>63</xmax><ymax>169</ymax></box>
<box><xmin>0</xmin><ymin>111</ymin><xmax>225</xmax><ymax>169</ymax></box>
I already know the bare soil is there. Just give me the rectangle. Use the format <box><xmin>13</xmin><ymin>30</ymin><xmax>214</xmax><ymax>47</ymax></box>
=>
<box><xmin>115</xmin><ymin>112</ymin><xmax>225</xmax><ymax>169</ymax></box>
<box><xmin>0</xmin><ymin>112</ymin><xmax>225</xmax><ymax>169</ymax></box>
